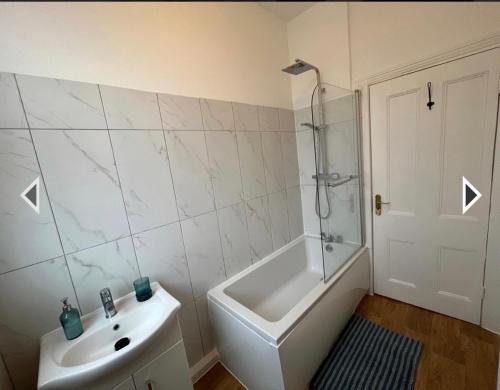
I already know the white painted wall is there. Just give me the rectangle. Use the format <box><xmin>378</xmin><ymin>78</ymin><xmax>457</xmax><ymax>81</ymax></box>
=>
<box><xmin>286</xmin><ymin>2</ymin><xmax>351</xmax><ymax>110</ymax></box>
<box><xmin>0</xmin><ymin>2</ymin><xmax>292</xmax><ymax>108</ymax></box>
<box><xmin>349</xmin><ymin>2</ymin><xmax>500</xmax><ymax>81</ymax></box>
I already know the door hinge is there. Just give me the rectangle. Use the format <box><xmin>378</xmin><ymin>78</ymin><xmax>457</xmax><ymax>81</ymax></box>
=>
<box><xmin>481</xmin><ymin>286</ymin><xmax>486</xmax><ymax>300</ymax></box>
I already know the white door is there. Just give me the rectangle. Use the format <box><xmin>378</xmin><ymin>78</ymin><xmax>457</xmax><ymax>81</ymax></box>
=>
<box><xmin>371</xmin><ymin>49</ymin><xmax>500</xmax><ymax>323</ymax></box>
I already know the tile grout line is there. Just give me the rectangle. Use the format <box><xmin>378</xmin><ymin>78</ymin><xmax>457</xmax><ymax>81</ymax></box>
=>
<box><xmin>281</xmin><ymin>133</ymin><xmax>293</xmax><ymax>243</ymax></box>
<box><xmin>1</xmin><ymin>127</ymin><xmax>297</xmax><ymax>134</ymax></box>
<box><xmin>97</xmin><ymin>84</ymin><xmax>142</xmax><ymax>278</ymax></box>
<box><xmin>156</xmin><ymin>93</ymin><xmax>196</xmax><ymax>306</ymax></box>
<box><xmin>190</xmin><ymin>97</ymin><xmax>211</xmax><ymax>356</ymax></box>
<box><xmin>233</xmin><ymin>107</ymin><xmax>254</xmax><ymax>268</ymax></box>
<box><xmin>12</xmin><ymin>74</ymin><xmax>83</xmax><ymax>313</ymax></box>
<box><xmin>203</xmin><ymin>132</ymin><xmax>229</xmax><ymax>279</ymax></box>
<box><xmin>0</xmin><ymin>188</ymin><xmax>276</xmax><ymax>279</ymax></box>
<box><xmin>260</xmin><ymin>130</ymin><xmax>278</xmax><ymax>253</ymax></box>
<box><xmin>159</xmin><ymin>94</ymin><xmax>204</xmax><ymax>359</ymax></box>
<box><xmin>6</xmin><ymin>74</ymin><xmax>297</xmax><ymax>367</ymax></box>
<box><xmin>216</xmin><ymin>103</ymin><xmax>250</xmax><ymax>274</ymax></box>
<box><xmin>278</xmin><ymin>128</ymin><xmax>291</xmax><ymax>244</ymax></box>
<box><xmin>200</xmin><ymin>99</ymin><xmax>229</xmax><ymax>280</ymax></box>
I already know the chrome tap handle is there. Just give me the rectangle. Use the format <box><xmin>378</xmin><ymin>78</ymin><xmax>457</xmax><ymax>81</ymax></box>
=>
<box><xmin>100</xmin><ymin>287</ymin><xmax>117</xmax><ymax>318</ymax></box>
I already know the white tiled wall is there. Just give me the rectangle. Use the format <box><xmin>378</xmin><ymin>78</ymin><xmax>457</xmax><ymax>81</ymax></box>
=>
<box><xmin>0</xmin><ymin>72</ymin><xmax>303</xmax><ymax>388</ymax></box>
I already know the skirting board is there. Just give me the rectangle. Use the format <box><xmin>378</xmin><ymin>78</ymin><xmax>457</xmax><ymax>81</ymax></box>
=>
<box><xmin>190</xmin><ymin>348</ymin><xmax>219</xmax><ymax>384</ymax></box>
<box><xmin>190</xmin><ymin>349</ymin><xmax>248</xmax><ymax>389</ymax></box>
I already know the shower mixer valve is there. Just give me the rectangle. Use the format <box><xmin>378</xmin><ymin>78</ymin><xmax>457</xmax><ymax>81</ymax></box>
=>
<box><xmin>321</xmin><ymin>232</ymin><xmax>343</xmax><ymax>244</ymax></box>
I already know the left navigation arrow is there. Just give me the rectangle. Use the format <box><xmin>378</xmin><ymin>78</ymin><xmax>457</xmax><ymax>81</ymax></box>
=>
<box><xmin>20</xmin><ymin>177</ymin><xmax>40</xmax><ymax>214</ymax></box>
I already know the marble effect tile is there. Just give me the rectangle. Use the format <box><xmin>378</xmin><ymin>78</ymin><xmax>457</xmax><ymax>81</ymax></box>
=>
<box><xmin>205</xmin><ymin>131</ymin><xmax>243</xmax><ymax>209</ymax></box>
<box><xmin>16</xmin><ymin>75</ymin><xmax>106</xmax><ymax>129</ymax></box>
<box><xmin>133</xmin><ymin>223</ymin><xmax>193</xmax><ymax>304</ymax></box>
<box><xmin>67</xmin><ymin>237</ymin><xmax>139</xmax><ymax>314</ymax></box>
<box><xmin>0</xmin><ymin>257</ymin><xmax>77</xmax><ymax>388</ymax></box>
<box><xmin>296</xmin><ymin>129</ymin><xmax>317</xmax><ymax>186</ymax></box>
<box><xmin>287</xmin><ymin>186</ymin><xmax>304</xmax><ymax>240</ymax></box>
<box><xmin>32</xmin><ymin>130</ymin><xmax>129</xmax><ymax>253</ymax></box>
<box><xmin>262</xmin><ymin>132</ymin><xmax>285</xmax><ymax>193</ymax></box>
<box><xmin>281</xmin><ymin>132</ymin><xmax>300</xmax><ymax>188</ymax></box>
<box><xmin>178</xmin><ymin>301</ymin><xmax>203</xmax><ymax>367</ymax></box>
<box><xmin>181</xmin><ymin>212</ymin><xmax>225</xmax><ymax>297</ymax></box>
<box><xmin>200</xmin><ymin>99</ymin><xmax>234</xmax><ymax>131</ymax></box>
<box><xmin>245</xmin><ymin>196</ymin><xmax>272</xmax><ymax>262</ymax></box>
<box><xmin>110</xmin><ymin>130</ymin><xmax>178</xmax><ymax>233</ymax></box>
<box><xmin>236</xmin><ymin>132</ymin><xmax>266</xmax><ymax>200</ymax></box>
<box><xmin>278</xmin><ymin>108</ymin><xmax>295</xmax><ymax>132</ymax></box>
<box><xmin>158</xmin><ymin>93</ymin><xmax>203</xmax><ymax>130</ymax></box>
<box><xmin>195</xmin><ymin>295</ymin><xmax>214</xmax><ymax>353</ymax></box>
<box><xmin>268</xmin><ymin>191</ymin><xmax>290</xmax><ymax>250</ymax></box>
<box><xmin>325</xmin><ymin>120</ymin><xmax>357</xmax><ymax>176</ymax></box>
<box><xmin>233</xmin><ymin>103</ymin><xmax>259</xmax><ymax>131</ymax></box>
<box><xmin>0</xmin><ymin>73</ymin><xmax>27</xmax><ymax>128</ymax></box>
<box><xmin>0</xmin><ymin>257</ymin><xmax>77</xmax><ymax>338</ymax></box>
<box><xmin>301</xmin><ymin>185</ymin><xmax>321</xmax><ymax>236</ymax></box>
<box><xmin>100</xmin><ymin>86</ymin><xmax>162</xmax><ymax>130</ymax></box>
<box><xmin>258</xmin><ymin>106</ymin><xmax>279</xmax><ymax>131</ymax></box>
<box><xmin>0</xmin><ymin>130</ymin><xmax>62</xmax><ymax>273</ymax></box>
<box><xmin>164</xmin><ymin>131</ymin><xmax>215</xmax><ymax>219</ymax></box>
<box><xmin>217</xmin><ymin>203</ymin><xmax>251</xmax><ymax>277</ymax></box>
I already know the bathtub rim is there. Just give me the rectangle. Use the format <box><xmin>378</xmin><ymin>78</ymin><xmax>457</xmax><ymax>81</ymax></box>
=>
<box><xmin>207</xmin><ymin>235</ymin><xmax>367</xmax><ymax>346</ymax></box>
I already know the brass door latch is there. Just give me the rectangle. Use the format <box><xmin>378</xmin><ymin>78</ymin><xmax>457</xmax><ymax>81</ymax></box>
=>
<box><xmin>375</xmin><ymin>194</ymin><xmax>390</xmax><ymax>216</ymax></box>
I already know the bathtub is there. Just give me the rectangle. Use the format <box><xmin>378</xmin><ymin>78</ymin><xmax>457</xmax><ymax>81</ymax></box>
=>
<box><xmin>207</xmin><ymin>235</ymin><xmax>370</xmax><ymax>390</ymax></box>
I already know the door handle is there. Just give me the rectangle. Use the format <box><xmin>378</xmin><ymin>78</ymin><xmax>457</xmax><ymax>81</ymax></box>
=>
<box><xmin>375</xmin><ymin>194</ymin><xmax>390</xmax><ymax>216</ymax></box>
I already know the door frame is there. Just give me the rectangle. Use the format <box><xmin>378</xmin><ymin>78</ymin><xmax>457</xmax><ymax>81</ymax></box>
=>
<box><xmin>352</xmin><ymin>32</ymin><xmax>500</xmax><ymax>299</ymax></box>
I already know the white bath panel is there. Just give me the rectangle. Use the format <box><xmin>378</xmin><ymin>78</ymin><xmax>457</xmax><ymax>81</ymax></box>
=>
<box><xmin>208</xmin><ymin>236</ymin><xmax>370</xmax><ymax>390</ymax></box>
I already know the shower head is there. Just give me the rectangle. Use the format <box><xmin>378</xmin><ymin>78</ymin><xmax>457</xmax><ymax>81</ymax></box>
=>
<box><xmin>282</xmin><ymin>59</ymin><xmax>318</xmax><ymax>75</ymax></box>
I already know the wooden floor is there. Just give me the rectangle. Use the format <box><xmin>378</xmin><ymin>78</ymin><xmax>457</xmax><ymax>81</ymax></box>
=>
<box><xmin>194</xmin><ymin>294</ymin><xmax>499</xmax><ymax>389</ymax></box>
<box><xmin>194</xmin><ymin>362</ymin><xmax>244</xmax><ymax>390</ymax></box>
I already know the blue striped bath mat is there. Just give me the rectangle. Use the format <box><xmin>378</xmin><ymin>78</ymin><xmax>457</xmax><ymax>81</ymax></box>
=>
<box><xmin>310</xmin><ymin>315</ymin><xmax>422</xmax><ymax>390</ymax></box>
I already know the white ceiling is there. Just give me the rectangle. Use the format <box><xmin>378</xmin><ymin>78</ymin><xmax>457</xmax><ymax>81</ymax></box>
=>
<box><xmin>257</xmin><ymin>2</ymin><xmax>317</xmax><ymax>22</ymax></box>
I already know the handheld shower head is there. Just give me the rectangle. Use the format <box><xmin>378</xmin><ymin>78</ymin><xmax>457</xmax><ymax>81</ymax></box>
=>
<box><xmin>282</xmin><ymin>59</ymin><xmax>318</xmax><ymax>75</ymax></box>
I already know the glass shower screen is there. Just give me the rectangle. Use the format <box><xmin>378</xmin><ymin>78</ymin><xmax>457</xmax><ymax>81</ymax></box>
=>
<box><xmin>313</xmin><ymin>85</ymin><xmax>364</xmax><ymax>282</ymax></box>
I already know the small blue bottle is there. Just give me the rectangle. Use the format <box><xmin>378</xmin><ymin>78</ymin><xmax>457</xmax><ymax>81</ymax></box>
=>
<box><xmin>59</xmin><ymin>297</ymin><xmax>83</xmax><ymax>340</ymax></box>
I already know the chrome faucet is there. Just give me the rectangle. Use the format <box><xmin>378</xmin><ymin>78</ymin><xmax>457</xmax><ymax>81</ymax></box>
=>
<box><xmin>321</xmin><ymin>232</ymin><xmax>344</xmax><ymax>244</ymax></box>
<box><xmin>100</xmin><ymin>287</ymin><xmax>117</xmax><ymax>318</ymax></box>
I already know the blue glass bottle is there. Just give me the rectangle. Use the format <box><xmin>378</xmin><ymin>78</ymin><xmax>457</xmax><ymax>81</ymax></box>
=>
<box><xmin>59</xmin><ymin>297</ymin><xmax>83</xmax><ymax>340</ymax></box>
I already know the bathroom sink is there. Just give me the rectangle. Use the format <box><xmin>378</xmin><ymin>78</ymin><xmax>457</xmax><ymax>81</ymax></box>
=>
<box><xmin>38</xmin><ymin>282</ymin><xmax>180</xmax><ymax>390</ymax></box>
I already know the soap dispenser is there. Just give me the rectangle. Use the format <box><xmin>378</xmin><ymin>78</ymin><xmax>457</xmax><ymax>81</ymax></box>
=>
<box><xmin>59</xmin><ymin>297</ymin><xmax>83</xmax><ymax>340</ymax></box>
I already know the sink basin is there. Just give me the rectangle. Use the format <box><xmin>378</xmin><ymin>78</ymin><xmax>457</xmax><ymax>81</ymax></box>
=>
<box><xmin>38</xmin><ymin>282</ymin><xmax>180</xmax><ymax>390</ymax></box>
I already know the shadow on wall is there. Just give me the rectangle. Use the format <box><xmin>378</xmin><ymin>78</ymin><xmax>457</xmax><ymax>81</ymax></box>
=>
<box><xmin>0</xmin><ymin>71</ymin><xmax>303</xmax><ymax>388</ymax></box>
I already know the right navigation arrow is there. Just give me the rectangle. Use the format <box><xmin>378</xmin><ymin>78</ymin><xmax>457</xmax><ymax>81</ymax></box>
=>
<box><xmin>462</xmin><ymin>176</ymin><xmax>481</xmax><ymax>215</ymax></box>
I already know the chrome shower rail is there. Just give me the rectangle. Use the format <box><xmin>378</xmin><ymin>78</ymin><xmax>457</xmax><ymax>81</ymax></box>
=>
<box><xmin>326</xmin><ymin>175</ymin><xmax>358</xmax><ymax>188</ymax></box>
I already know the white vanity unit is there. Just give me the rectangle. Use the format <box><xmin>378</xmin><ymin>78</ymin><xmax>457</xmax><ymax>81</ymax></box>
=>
<box><xmin>38</xmin><ymin>283</ymin><xmax>193</xmax><ymax>390</ymax></box>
